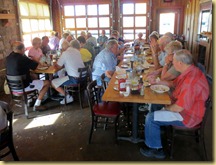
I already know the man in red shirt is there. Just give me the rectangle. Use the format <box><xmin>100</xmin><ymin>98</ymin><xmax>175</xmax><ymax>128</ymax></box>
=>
<box><xmin>140</xmin><ymin>49</ymin><xmax>209</xmax><ymax>159</ymax></box>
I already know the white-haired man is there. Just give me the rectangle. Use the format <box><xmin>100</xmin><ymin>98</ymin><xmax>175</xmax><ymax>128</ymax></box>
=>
<box><xmin>140</xmin><ymin>49</ymin><xmax>209</xmax><ymax>159</ymax></box>
<box><xmin>92</xmin><ymin>39</ymin><xmax>119</xmax><ymax>86</ymax></box>
<box><xmin>51</xmin><ymin>41</ymin><xmax>85</xmax><ymax>104</ymax></box>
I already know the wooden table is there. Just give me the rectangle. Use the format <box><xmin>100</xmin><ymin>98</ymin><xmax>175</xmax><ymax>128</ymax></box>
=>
<box><xmin>33</xmin><ymin>65</ymin><xmax>57</xmax><ymax>74</ymax></box>
<box><xmin>102</xmin><ymin>61</ymin><xmax>171</xmax><ymax>143</ymax></box>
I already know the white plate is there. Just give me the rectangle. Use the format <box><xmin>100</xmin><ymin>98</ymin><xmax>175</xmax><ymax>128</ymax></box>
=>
<box><xmin>121</xmin><ymin>64</ymin><xmax>129</xmax><ymax>68</ymax></box>
<box><xmin>115</xmin><ymin>74</ymin><xmax>126</xmax><ymax>79</ymax></box>
<box><xmin>37</xmin><ymin>66</ymin><xmax>49</xmax><ymax>70</ymax></box>
<box><xmin>113</xmin><ymin>85</ymin><xmax>119</xmax><ymax>91</ymax></box>
<box><xmin>150</xmin><ymin>85</ymin><xmax>170</xmax><ymax>93</ymax></box>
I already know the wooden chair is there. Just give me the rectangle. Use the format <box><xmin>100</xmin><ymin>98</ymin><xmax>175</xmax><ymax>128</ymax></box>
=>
<box><xmin>84</xmin><ymin>60</ymin><xmax>93</xmax><ymax>83</ymax></box>
<box><xmin>168</xmin><ymin>97</ymin><xmax>212</xmax><ymax>160</ymax></box>
<box><xmin>86</xmin><ymin>80</ymin><xmax>121</xmax><ymax>144</ymax></box>
<box><xmin>0</xmin><ymin>101</ymin><xmax>19</xmax><ymax>161</ymax></box>
<box><xmin>6</xmin><ymin>75</ymin><xmax>39</xmax><ymax>119</ymax></box>
<box><xmin>63</xmin><ymin>66</ymin><xmax>89</xmax><ymax>110</ymax></box>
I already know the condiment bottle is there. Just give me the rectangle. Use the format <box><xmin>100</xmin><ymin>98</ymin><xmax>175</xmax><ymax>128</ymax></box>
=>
<box><xmin>118</xmin><ymin>78</ymin><xmax>126</xmax><ymax>91</ymax></box>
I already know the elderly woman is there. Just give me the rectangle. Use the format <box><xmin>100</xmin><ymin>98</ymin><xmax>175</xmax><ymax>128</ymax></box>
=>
<box><xmin>28</xmin><ymin>37</ymin><xmax>43</xmax><ymax>62</ymax></box>
<box><xmin>147</xmin><ymin>40</ymin><xmax>183</xmax><ymax>84</ymax></box>
<box><xmin>140</xmin><ymin>49</ymin><xmax>209</xmax><ymax>159</ymax></box>
<box><xmin>134</xmin><ymin>32</ymin><xmax>146</xmax><ymax>46</ymax></box>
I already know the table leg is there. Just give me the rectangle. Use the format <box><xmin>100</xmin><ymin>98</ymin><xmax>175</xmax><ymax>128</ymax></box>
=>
<box><xmin>118</xmin><ymin>103</ymin><xmax>143</xmax><ymax>143</ymax></box>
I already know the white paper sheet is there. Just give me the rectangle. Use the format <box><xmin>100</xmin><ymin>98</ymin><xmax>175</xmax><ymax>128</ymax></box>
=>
<box><xmin>154</xmin><ymin>109</ymin><xmax>183</xmax><ymax>122</ymax></box>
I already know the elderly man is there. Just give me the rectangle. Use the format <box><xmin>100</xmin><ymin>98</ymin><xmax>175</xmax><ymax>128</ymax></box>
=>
<box><xmin>6</xmin><ymin>41</ymin><xmax>50</xmax><ymax>111</ymax></box>
<box><xmin>51</xmin><ymin>41</ymin><xmax>85</xmax><ymax>104</ymax></box>
<box><xmin>41</xmin><ymin>36</ymin><xmax>51</xmax><ymax>55</ymax></box>
<box><xmin>86</xmin><ymin>32</ymin><xmax>97</xmax><ymax>47</ymax></box>
<box><xmin>70</xmin><ymin>39</ymin><xmax>92</xmax><ymax>62</ymax></box>
<box><xmin>97</xmin><ymin>30</ymin><xmax>108</xmax><ymax>51</ymax></box>
<box><xmin>151</xmin><ymin>36</ymin><xmax>172</xmax><ymax>70</ymax></box>
<box><xmin>92</xmin><ymin>39</ymin><xmax>119</xmax><ymax>86</ymax></box>
<box><xmin>140</xmin><ymin>49</ymin><xmax>209</xmax><ymax>159</ymax></box>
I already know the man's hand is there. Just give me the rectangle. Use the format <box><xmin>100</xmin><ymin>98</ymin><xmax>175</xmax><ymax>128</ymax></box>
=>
<box><xmin>105</xmin><ymin>70</ymin><xmax>114</xmax><ymax>78</ymax></box>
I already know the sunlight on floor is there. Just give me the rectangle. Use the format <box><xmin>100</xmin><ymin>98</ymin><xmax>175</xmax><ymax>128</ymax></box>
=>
<box><xmin>13</xmin><ymin>119</ymin><xmax>18</xmax><ymax>124</ymax></box>
<box><xmin>24</xmin><ymin>112</ymin><xmax>62</xmax><ymax>129</ymax></box>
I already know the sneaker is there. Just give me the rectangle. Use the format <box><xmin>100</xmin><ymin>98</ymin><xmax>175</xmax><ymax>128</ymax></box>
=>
<box><xmin>60</xmin><ymin>95</ymin><xmax>74</xmax><ymax>105</ymax></box>
<box><xmin>33</xmin><ymin>105</ymin><xmax>47</xmax><ymax>111</ymax></box>
<box><xmin>140</xmin><ymin>147</ymin><xmax>166</xmax><ymax>159</ymax></box>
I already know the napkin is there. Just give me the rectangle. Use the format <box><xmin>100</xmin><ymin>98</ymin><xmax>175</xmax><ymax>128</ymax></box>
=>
<box><xmin>154</xmin><ymin>109</ymin><xmax>183</xmax><ymax>122</ymax></box>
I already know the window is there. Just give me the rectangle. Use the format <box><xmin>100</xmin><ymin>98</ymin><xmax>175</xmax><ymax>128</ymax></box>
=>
<box><xmin>120</xmin><ymin>1</ymin><xmax>148</xmax><ymax>41</ymax></box>
<box><xmin>63</xmin><ymin>3</ymin><xmax>111</xmax><ymax>38</ymax></box>
<box><xmin>18</xmin><ymin>1</ymin><xmax>52</xmax><ymax>48</ymax></box>
<box><xmin>159</xmin><ymin>13</ymin><xmax>175</xmax><ymax>34</ymax></box>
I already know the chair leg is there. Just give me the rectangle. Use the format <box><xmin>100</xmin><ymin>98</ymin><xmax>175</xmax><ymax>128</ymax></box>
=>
<box><xmin>89</xmin><ymin>117</ymin><xmax>95</xmax><ymax>144</ymax></box>
<box><xmin>23</xmin><ymin>96</ymin><xmax>29</xmax><ymax>118</ymax></box>
<box><xmin>114</xmin><ymin>116</ymin><xmax>119</xmax><ymax>144</ymax></box>
<box><xmin>169</xmin><ymin>128</ymin><xmax>175</xmax><ymax>159</ymax></box>
<box><xmin>200</xmin><ymin>131</ymin><xmax>207</xmax><ymax>160</ymax></box>
<box><xmin>103</xmin><ymin>118</ymin><xmax>108</xmax><ymax>130</ymax></box>
<box><xmin>78</xmin><ymin>90</ymin><xmax>83</xmax><ymax>110</ymax></box>
<box><xmin>8</xmin><ymin>141</ymin><xmax>19</xmax><ymax>161</ymax></box>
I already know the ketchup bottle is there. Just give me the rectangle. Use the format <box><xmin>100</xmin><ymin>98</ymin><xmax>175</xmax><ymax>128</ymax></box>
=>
<box><xmin>118</xmin><ymin>78</ymin><xmax>126</xmax><ymax>91</ymax></box>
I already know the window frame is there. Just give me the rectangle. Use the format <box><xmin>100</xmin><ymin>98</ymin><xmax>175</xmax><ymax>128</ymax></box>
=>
<box><xmin>62</xmin><ymin>2</ymin><xmax>112</xmax><ymax>38</ymax></box>
<box><xmin>119</xmin><ymin>0</ymin><xmax>149</xmax><ymax>42</ymax></box>
<box><xmin>18</xmin><ymin>1</ymin><xmax>52</xmax><ymax>48</ymax></box>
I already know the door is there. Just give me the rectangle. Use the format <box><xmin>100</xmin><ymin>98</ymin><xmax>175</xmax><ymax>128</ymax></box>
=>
<box><xmin>157</xmin><ymin>9</ymin><xmax>181</xmax><ymax>35</ymax></box>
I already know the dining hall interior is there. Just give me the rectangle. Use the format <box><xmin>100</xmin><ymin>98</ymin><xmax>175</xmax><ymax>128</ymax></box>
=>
<box><xmin>0</xmin><ymin>0</ymin><xmax>214</xmax><ymax>162</ymax></box>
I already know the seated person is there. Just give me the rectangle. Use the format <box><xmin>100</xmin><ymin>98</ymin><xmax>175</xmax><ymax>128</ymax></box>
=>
<box><xmin>92</xmin><ymin>39</ymin><xmax>119</xmax><ymax>86</ymax></box>
<box><xmin>134</xmin><ymin>32</ymin><xmax>146</xmax><ymax>46</ymax></box>
<box><xmin>77</xmin><ymin>36</ymin><xmax>96</xmax><ymax>60</ymax></box>
<box><xmin>86</xmin><ymin>32</ymin><xmax>97</xmax><ymax>47</ymax></box>
<box><xmin>164</xmin><ymin>32</ymin><xmax>174</xmax><ymax>40</ymax></box>
<box><xmin>151</xmin><ymin>36</ymin><xmax>172</xmax><ymax>70</ymax></box>
<box><xmin>97</xmin><ymin>30</ymin><xmax>108</xmax><ymax>51</ymax></box>
<box><xmin>51</xmin><ymin>41</ymin><xmax>85</xmax><ymax>105</ymax></box>
<box><xmin>49</xmin><ymin>31</ymin><xmax>60</xmax><ymax>50</ymax></box>
<box><xmin>140</xmin><ymin>49</ymin><xmax>209</xmax><ymax>159</ymax></box>
<box><xmin>41</xmin><ymin>36</ymin><xmax>51</xmax><ymax>55</ymax></box>
<box><xmin>6</xmin><ymin>41</ymin><xmax>51</xmax><ymax>111</ymax></box>
<box><xmin>59</xmin><ymin>32</ymin><xmax>70</xmax><ymax>50</ymax></box>
<box><xmin>28</xmin><ymin>37</ymin><xmax>44</xmax><ymax>62</ymax></box>
<box><xmin>66</xmin><ymin>34</ymin><xmax>74</xmax><ymax>43</ymax></box>
<box><xmin>70</xmin><ymin>39</ymin><xmax>92</xmax><ymax>62</ymax></box>
<box><xmin>147</xmin><ymin>40</ymin><xmax>182</xmax><ymax>83</ymax></box>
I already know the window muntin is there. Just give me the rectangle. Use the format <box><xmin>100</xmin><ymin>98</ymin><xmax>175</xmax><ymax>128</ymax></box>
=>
<box><xmin>19</xmin><ymin>1</ymin><xmax>52</xmax><ymax>48</ymax></box>
<box><xmin>63</xmin><ymin>3</ymin><xmax>110</xmax><ymax>38</ymax></box>
<box><xmin>121</xmin><ymin>1</ymin><xmax>148</xmax><ymax>41</ymax></box>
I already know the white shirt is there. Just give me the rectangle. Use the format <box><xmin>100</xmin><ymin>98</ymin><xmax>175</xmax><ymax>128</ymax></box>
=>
<box><xmin>59</xmin><ymin>38</ymin><xmax>66</xmax><ymax>50</ymax></box>
<box><xmin>57</xmin><ymin>47</ymin><xmax>85</xmax><ymax>77</ymax></box>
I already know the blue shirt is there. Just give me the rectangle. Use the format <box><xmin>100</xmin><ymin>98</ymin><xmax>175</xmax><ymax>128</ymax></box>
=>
<box><xmin>97</xmin><ymin>35</ymin><xmax>108</xmax><ymax>50</ymax></box>
<box><xmin>158</xmin><ymin>51</ymin><xmax>167</xmax><ymax>66</ymax></box>
<box><xmin>92</xmin><ymin>48</ymin><xmax>117</xmax><ymax>85</ymax></box>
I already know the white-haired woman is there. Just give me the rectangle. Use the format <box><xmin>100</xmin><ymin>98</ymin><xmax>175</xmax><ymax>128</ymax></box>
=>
<box><xmin>134</xmin><ymin>32</ymin><xmax>146</xmax><ymax>46</ymax></box>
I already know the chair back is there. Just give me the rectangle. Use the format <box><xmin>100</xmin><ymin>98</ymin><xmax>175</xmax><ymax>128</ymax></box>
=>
<box><xmin>78</xmin><ymin>66</ymin><xmax>89</xmax><ymax>87</ymax></box>
<box><xmin>100</xmin><ymin>73</ymin><xmax>108</xmax><ymax>91</ymax></box>
<box><xmin>6</xmin><ymin>75</ymin><xmax>27</xmax><ymax>97</ymax></box>
<box><xmin>87</xmin><ymin>80</ymin><xmax>99</xmax><ymax>113</ymax></box>
<box><xmin>84</xmin><ymin>60</ymin><xmax>93</xmax><ymax>82</ymax></box>
<box><xmin>200</xmin><ymin>97</ymin><xmax>212</xmax><ymax>132</ymax></box>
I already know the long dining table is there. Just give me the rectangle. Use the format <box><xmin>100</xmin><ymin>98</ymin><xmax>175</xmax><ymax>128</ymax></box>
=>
<box><xmin>102</xmin><ymin>55</ymin><xmax>171</xmax><ymax>143</ymax></box>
